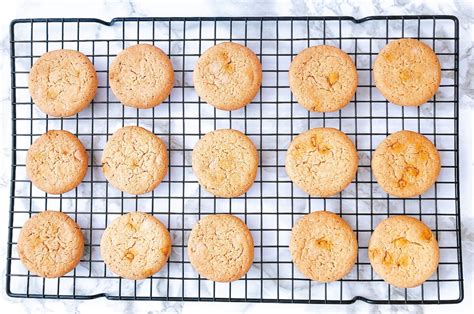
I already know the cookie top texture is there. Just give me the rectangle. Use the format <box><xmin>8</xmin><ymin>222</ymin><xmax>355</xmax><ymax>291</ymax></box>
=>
<box><xmin>187</xmin><ymin>214</ymin><xmax>254</xmax><ymax>282</ymax></box>
<box><xmin>17</xmin><ymin>210</ymin><xmax>84</xmax><ymax>278</ymax></box>
<box><xmin>109</xmin><ymin>44</ymin><xmax>174</xmax><ymax>109</ymax></box>
<box><xmin>290</xmin><ymin>211</ymin><xmax>358</xmax><ymax>282</ymax></box>
<box><xmin>26</xmin><ymin>130</ymin><xmax>88</xmax><ymax>194</ymax></box>
<box><xmin>29</xmin><ymin>49</ymin><xmax>98</xmax><ymax>117</ymax></box>
<box><xmin>102</xmin><ymin>126</ymin><xmax>168</xmax><ymax>195</ymax></box>
<box><xmin>192</xmin><ymin>129</ymin><xmax>258</xmax><ymax>198</ymax></box>
<box><xmin>372</xmin><ymin>130</ymin><xmax>441</xmax><ymax>198</ymax></box>
<box><xmin>368</xmin><ymin>215</ymin><xmax>439</xmax><ymax>288</ymax></box>
<box><xmin>193</xmin><ymin>42</ymin><xmax>262</xmax><ymax>110</ymax></box>
<box><xmin>100</xmin><ymin>212</ymin><xmax>172</xmax><ymax>280</ymax></box>
<box><xmin>373</xmin><ymin>38</ymin><xmax>441</xmax><ymax>106</ymax></box>
<box><xmin>289</xmin><ymin>45</ymin><xmax>358</xmax><ymax>112</ymax></box>
<box><xmin>285</xmin><ymin>127</ymin><xmax>358</xmax><ymax>197</ymax></box>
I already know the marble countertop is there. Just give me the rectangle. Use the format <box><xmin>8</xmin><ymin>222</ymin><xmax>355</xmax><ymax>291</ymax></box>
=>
<box><xmin>0</xmin><ymin>0</ymin><xmax>473</xmax><ymax>313</ymax></box>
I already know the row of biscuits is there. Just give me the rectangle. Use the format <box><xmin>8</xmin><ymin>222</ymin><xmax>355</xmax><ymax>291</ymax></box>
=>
<box><xmin>28</xmin><ymin>38</ymin><xmax>441</xmax><ymax>117</ymax></box>
<box><xmin>27</xmin><ymin>126</ymin><xmax>441</xmax><ymax>199</ymax></box>
<box><xmin>17</xmin><ymin>210</ymin><xmax>439</xmax><ymax>289</ymax></box>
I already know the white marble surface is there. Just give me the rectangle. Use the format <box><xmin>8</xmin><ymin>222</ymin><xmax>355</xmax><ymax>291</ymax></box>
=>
<box><xmin>0</xmin><ymin>0</ymin><xmax>473</xmax><ymax>313</ymax></box>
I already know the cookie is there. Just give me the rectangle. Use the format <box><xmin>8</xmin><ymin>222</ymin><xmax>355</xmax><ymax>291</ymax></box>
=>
<box><xmin>193</xmin><ymin>42</ymin><xmax>262</xmax><ymax>111</ymax></box>
<box><xmin>29</xmin><ymin>49</ymin><xmax>98</xmax><ymax>117</ymax></box>
<box><xmin>192</xmin><ymin>129</ymin><xmax>258</xmax><ymax>198</ymax></box>
<box><xmin>288</xmin><ymin>45</ymin><xmax>358</xmax><ymax>112</ymax></box>
<box><xmin>17</xmin><ymin>210</ymin><xmax>84</xmax><ymax>278</ymax></box>
<box><xmin>373</xmin><ymin>38</ymin><xmax>441</xmax><ymax>106</ymax></box>
<box><xmin>102</xmin><ymin>126</ymin><xmax>168</xmax><ymax>195</ymax></box>
<box><xmin>372</xmin><ymin>130</ymin><xmax>441</xmax><ymax>198</ymax></box>
<box><xmin>100</xmin><ymin>212</ymin><xmax>171</xmax><ymax>280</ymax></box>
<box><xmin>187</xmin><ymin>214</ymin><xmax>254</xmax><ymax>282</ymax></box>
<box><xmin>26</xmin><ymin>130</ymin><xmax>88</xmax><ymax>194</ymax></box>
<box><xmin>368</xmin><ymin>215</ymin><xmax>439</xmax><ymax>288</ymax></box>
<box><xmin>285</xmin><ymin>127</ymin><xmax>358</xmax><ymax>197</ymax></box>
<box><xmin>109</xmin><ymin>44</ymin><xmax>174</xmax><ymax>109</ymax></box>
<box><xmin>289</xmin><ymin>211</ymin><xmax>358</xmax><ymax>282</ymax></box>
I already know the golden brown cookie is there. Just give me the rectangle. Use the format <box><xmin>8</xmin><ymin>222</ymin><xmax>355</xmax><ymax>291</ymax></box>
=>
<box><xmin>100</xmin><ymin>212</ymin><xmax>172</xmax><ymax>280</ymax></box>
<box><xmin>187</xmin><ymin>214</ymin><xmax>254</xmax><ymax>282</ymax></box>
<box><xmin>26</xmin><ymin>130</ymin><xmax>88</xmax><ymax>194</ymax></box>
<box><xmin>191</xmin><ymin>129</ymin><xmax>258</xmax><ymax>198</ymax></box>
<box><xmin>372</xmin><ymin>130</ymin><xmax>441</xmax><ymax>198</ymax></box>
<box><xmin>289</xmin><ymin>211</ymin><xmax>358</xmax><ymax>282</ymax></box>
<box><xmin>288</xmin><ymin>45</ymin><xmax>358</xmax><ymax>112</ymax></box>
<box><xmin>109</xmin><ymin>44</ymin><xmax>174</xmax><ymax>109</ymax></box>
<box><xmin>285</xmin><ymin>128</ymin><xmax>358</xmax><ymax>197</ymax></box>
<box><xmin>368</xmin><ymin>215</ymin><xmax>439</xmax><ymax>288</ymax></box>
<box><xmin>102</xmin><ymin>126</ymin><xmax>168</xmax><ymax>195</ymax></box>
<box><xmin>17</xmin><ymin>210</ymin><xmax>84</xmax><ymax>278</ymax></box>
<box><xmin>373</xmin><ymin>38</ymin><xmax>441</xmax><ymax>106</ymax></box>
<box><xmin>28</xmin><ymin>49</ymin><xmax>98</xmax><ymax>117</ymax></box>
<box><xmin>193</xmin><ymin>42</ymin><xmax>262</xmax><ymax>111</ymax></box>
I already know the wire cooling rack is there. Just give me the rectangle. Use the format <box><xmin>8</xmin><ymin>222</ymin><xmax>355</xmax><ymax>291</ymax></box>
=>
<box><xmin>7</xmin><ymin>16</ymin><xmax>462</xmax><ymax>304</ymax></box>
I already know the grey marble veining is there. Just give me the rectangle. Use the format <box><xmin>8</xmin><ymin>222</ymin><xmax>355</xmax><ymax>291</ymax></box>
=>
<box><xmin>0</xmin><ymin>0</ymin><xmax>472</xmax><ymax>313</ymax></box>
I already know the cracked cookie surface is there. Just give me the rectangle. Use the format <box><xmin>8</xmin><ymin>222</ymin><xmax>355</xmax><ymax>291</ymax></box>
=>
<box><xmin>187</xmin><ymin>214</ymin><xmax>254</xmax><ymax>282</ymax></box>
<box><xmin>288</xmin><ymin>45</ymin><xmax>357</xmax><ymax>112</ymax></box>
<box><xmin>17</xmin><ymin>210</ymin><xmax>84</xmax><ymax>278</ymax></box>
<box><xmin>100</xmin><ymin>212</ymin><xmax>171</xmax><ymax>280</ymax></box>
<box><xmin>102</xmin><ymin>126</ymin><xmax>168</xmax><ymax>195</ymax></box>
<box><xmin>109</xmin><ymin>44</ymin><xmax>174</xmax><ymax>109</ymax></box>
<box><xmin>26</xmin><ymin>130</ymin><xmax>88</xmax><ymax>194</ymax></box>
<box><xmin>192</xmin><ymin>129</ymin><xmax>258</xmax><ymax>198</ymax></box>
<box><xmin>372</xmin><ymin>130</ymin><xmax>440</xmax><ymax>198</ymax></box>
<box><xmin>29</xmin><ymin>49</ymin><xmax>98</xmax><ymax>117</ymax></box>
<box><xmin>373</xmin><ymin>38</ymin><xmax>441</xmax><ymax>106</ymax></box>
<box><xmin>368</xmin><ymin>215</ymin><xmax>439</xmax><ymax>288</ymax></box>
<box><xmin>193</xmin><ymin>42</ymin><xmax>262</xmax><ymax>111</ymax></box>
<box><xmin>290</xmin><ymin>211</ymin><xmax>357</xmax><ymax>282</ymax></box>
<box><xmin>285</xmin><ymin>127</ymin><xmax>358</xmax><ymax>197</ymax></box>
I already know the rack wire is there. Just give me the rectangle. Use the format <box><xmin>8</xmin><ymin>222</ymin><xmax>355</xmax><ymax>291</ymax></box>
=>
<box><xmin>7</xmin><ymin>16</ymin><xmax>462</xmax><ymax>304</ymax></box>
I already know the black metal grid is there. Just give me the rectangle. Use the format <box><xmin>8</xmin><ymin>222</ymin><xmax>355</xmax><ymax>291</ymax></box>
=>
<box><xmin>7</xmin><ymin>16</ymin><xmax>462</xmax><ymax>304</ymax></box>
